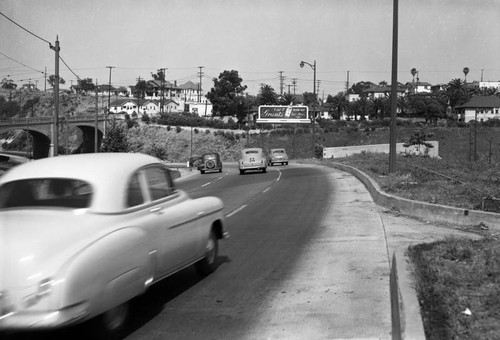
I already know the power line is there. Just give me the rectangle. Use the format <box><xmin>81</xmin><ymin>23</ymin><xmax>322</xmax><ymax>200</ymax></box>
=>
<box><xmin>0</xmin><ymin>10</ymin><xmax>52</xmax><ymax>46</ymax></box>
<box><xmin>0</xmin><ymin>50</ymin><xmax>45</xmax><ymax>74</ymax></box>
<box><xmin>59</xmin><ymin>55</ymin><xmax>81</xmax><ymax>81</ymax></box>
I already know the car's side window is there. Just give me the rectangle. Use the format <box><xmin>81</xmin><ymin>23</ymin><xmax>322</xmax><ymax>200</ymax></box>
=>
<box><xmin>126</xmin><ymin>173</ymin><xmax>145</xmax><ymax>207</ymax></box>
<box><xmin>144</xmin><ymin>166</ymin><xmax>175</xmax><ymax>201</ymax></box>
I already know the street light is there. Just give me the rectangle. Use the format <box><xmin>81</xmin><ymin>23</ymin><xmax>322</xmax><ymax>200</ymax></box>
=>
<box><xmin>300</xmin><ymin>60</ymin><xmax>316</xmax><ymax>158</ymax></box>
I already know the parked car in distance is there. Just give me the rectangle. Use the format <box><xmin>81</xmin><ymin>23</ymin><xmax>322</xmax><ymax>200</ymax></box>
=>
<box><xmin>268</xmin><ymin>148</ymin><xmax>289</xmax><ymax>166</ymax></box>
<box><xmin>239</xmin><ymin>148</ymin><xmax>267</xmax><ymax>175</ymax></box>
<box><xmin>197</xmin><ymin>152</ymin><xmax>223</xmax><ymax>174</ymax></box>
<box><xmin>0</xmin><ymin>153</ymin><xmax>228</xmax><ymax>338</ymax></box>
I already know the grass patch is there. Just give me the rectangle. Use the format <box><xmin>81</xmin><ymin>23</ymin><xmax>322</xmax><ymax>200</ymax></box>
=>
<box><xmin>330</xmin><ymin>152</ymin><xmax>500</xmax><ymax>210</ymax></box>
<box><xmin>407</xmin><ymin>237</ymin><xmax>500</xmax><ymax>339</ymax></box>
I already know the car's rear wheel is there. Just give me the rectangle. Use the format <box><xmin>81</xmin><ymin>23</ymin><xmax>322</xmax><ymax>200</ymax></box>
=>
<box><xmin>239</xmin><ymin>169</ymin><xmax>244</xmax><ymax>175</ymax></box>
<box><xmin>196</xmin><ymin>230</ymin><xmax>218</xmax><ymax>276</ymax></box>
<box><xmin>201</xmin><ymin>170</ymin><xmax>205</xmax><ymax>174</ymax></box>
<box><xmin>263</xmin><ymin>168</ymin><xmax>267</xmax><ymax>173</ymax></box>
<box><xmin>92</xmin><ymin>301</ymin><xmax>129</xmax><ymax>340</ymax></box>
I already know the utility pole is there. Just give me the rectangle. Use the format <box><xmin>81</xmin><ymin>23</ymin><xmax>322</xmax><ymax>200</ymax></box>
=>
<box><xmin>157</xmin><ymin>68</ymin><xmax>166</xmax><ymax>114</ymax></box>
<box><xmin>198</xmin><ymin>66</ymin><xmax>204</xmax><ymax>103</ymax></box>
<box><xmin>106</xmin><ymin>66</ymin><xmax>115</xmax><ymax>135</ymax></box>
<box><xmin>346</xmin><ymin>70</ymin><xmax>350</xmax><ymax>93</ymax></box>
<box><xmin>292</xmin><ymin>78</ymin><xmax>297</xmax><ymax>95</ymax></box>
<box><xmin>279</xmin><ymin>71</ymin><xmax>285</xmax><ymax>95</ymax></box>
<box><xmin>49</xmin><ymin>36</ymin><xmax>60</xmax><ymax>156</ymax></box>
<box><xmin>44</xmin><ymin>67</ymin><xmax>47</xmax><ymax>93</ymax></box>
<box><xmin>95</xmin><ymin>79</ymin><xmax>99</xmax><ymax>153</ymax></box>
<box><xmin>389</xmin><ymin>0</ymin><xmax>399</xmax><ymax>173</ymax></box>
<box><xmin>136</xmin><ymin>76</ymin><xmax>142</xmax><ymax>116</ymax></box>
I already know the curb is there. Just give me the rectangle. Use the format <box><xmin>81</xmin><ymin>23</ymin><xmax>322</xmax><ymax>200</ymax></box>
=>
<box><xmin>329</xmin><ymin>162</ymin><xmax>500</xmax><ymax>340</ymax></box>
<box><xmin>330</xmin><ymin>162</ymin><xmax>500</xmax><ymax>230</ymax></box>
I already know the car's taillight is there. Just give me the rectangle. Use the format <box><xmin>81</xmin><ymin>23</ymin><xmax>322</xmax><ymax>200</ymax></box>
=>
<box><xmin>23</xmin><ymin>278</ymin><xmax>54</xmax><ymax>308</ymax></box>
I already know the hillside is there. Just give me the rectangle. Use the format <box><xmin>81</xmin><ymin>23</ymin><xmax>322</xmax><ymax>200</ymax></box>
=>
<box><xmin>0</xmin><ymin>89</ymin><xmax>100</xmax><ymax>118</ymax></box>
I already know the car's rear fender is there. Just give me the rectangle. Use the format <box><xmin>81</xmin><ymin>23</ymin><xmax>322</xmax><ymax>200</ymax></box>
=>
<box><xmin>57</xmin><ymin>227</ymin><xmax>152</xmax><ymax>320</ymax></box>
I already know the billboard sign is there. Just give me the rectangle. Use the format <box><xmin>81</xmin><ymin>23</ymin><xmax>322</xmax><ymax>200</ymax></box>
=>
<box><xmin>257</xmin><ymin>105</ymin><xmax>310</xmax><ymax>124</ymax></box>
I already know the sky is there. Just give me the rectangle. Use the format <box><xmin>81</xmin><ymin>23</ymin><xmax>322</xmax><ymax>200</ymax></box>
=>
<box><xmin>1</xmin><ymin>0</ymin><xmax>500</xmax><ymax>98</ymax></box>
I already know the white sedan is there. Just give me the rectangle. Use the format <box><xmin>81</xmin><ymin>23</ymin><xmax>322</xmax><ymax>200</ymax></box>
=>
<box><xmin>0</xmin><ymin>153</ymin><xmax>227</xmax><ymax>338</ymax></box>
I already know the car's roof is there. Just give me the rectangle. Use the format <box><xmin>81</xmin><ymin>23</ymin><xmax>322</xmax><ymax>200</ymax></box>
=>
<box><xmin>270</xmin><ymin>148</ymin><xmax>286</xmax><ymax>152</ymax></box>
<box><xmin>242</xmin><ymin>148</ymin><xmax>263</xmax><ymax>152</ymax></box>
<box><xmin>1</xmin><ymin>153</ymin><xmax>161</xmax><ymax>184</ymax></box>
<box><xmin>0</xmin><ymin>153</ymin><xmax>164</xmax><ymax>213</ymax></box>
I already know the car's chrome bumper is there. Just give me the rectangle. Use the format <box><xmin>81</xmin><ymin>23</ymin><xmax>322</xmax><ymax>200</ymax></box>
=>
<box><xmin>0</xmin><ymin>302</ymin><xmax>89</xmax><ymax>330</ymax></box>
<box><xmin>239</xmin><ymin>163</ymin><xmax>266</xmax><ymax>170</ymax></box>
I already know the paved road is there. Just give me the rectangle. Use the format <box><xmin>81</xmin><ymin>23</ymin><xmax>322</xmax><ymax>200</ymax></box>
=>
<box><xmin>125</xmin><ymin>163</ymin><xmax>393</xmax><ymax>339</ymax></box>
<box><xmin>5</xmin><ymin>162</ymin><xmax>479</xmax><ymax>339</ymax></box>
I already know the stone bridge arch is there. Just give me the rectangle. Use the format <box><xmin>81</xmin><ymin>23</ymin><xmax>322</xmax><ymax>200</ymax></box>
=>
<box><xmin>74</xmin><ymin>124</ymin><xmax>103</xmax><ymax>154</ymax></box>
<box><xmin>1</xmin><ymin>123</ymin><xmax>104</xmax><ymax>159</ymax></box>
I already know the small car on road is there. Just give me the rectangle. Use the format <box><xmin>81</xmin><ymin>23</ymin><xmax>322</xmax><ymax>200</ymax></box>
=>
<box><xmin>197</xmin><ymin>152</ymin><xmax>223</xmax><ymax>174</ymax></box>
<box><xmin>0</xmin><ymin>153</ymin><xmax>227</xmax><ymax>337</ymax></box>
<box><xmin>268</xmin><ymin>148</ymin><xmax>289</xmax><ymax>166</ymax></box>
<box><xmin>239</xmin><ymin>148</ymin><xmax>267</xmax><ymax>174</ymax></box>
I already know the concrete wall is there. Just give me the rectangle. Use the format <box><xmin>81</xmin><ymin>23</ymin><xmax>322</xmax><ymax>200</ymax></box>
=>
<box><xmin>323</xmin><ymin>141</ymin><xmax>439</xmax><ymax>159</ymax></box>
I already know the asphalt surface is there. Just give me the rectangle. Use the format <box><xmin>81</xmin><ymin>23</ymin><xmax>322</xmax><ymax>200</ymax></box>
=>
<box><xmin>2</xmin><ymin>162</ymin><xmax>483</xmax><ymax>340</ymax></box>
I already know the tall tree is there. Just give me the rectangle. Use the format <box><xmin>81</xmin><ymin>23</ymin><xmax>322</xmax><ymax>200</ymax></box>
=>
<box><xmin>446</xmin><ymin>78</ymin><xmax>468</xmax><ymax>107</ymax></box>
<box><xmin>135</xmin><ymin>80</ymin><xmax>148</xmax><ymax>99</ymax></box>
<box><xmin>328</xmin><ymin>92</ymin><xmax>348</xmax><ymax>119</ymax></box>
<box><xmin>411</xmin><ymin>68</ymin><xmax>418</xmax><ymax>94</ymax></box>
<box><xmin>411</xmin><ymin>68</ymin><xmax>417</xmax><ymax>83</ymax></box>
<box><xmin>463</xmin><ymin>67</ymin><xmax>470</xmax><ymax>83</ymax></box>
<box><xmin>279</xmin><ymin>93</ymin><xmax>297</xmax><ymax>106</ymax></box>
<box><xmin>1</xmin><ymin>78</ymin><xmax>17</xmax><ymax>90</ymax></box>
<box><xmin>258</xmin><ymin>84</ymin><xmax>278</xmax><ymax>105</ymax></box>
<box><xmin>76</xmin><ymin>78</ymin><xmax>96</xmax><ymax>93</ymax></box>
<box><xmin>206</xmin><ymin>70</ymin><xmax>247</xmax><ymax>117</ymax></box>
<box><xmin>47</xmin><ymin>75</ymin><xmax>66</xmax><ymax>87</ymax></box>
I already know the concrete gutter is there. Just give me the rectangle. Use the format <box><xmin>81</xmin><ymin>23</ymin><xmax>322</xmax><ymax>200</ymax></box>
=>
<box><xmin>329</xmin><ymin>162</ymin><xmax>499</xmax><ymax>340</ymax></box>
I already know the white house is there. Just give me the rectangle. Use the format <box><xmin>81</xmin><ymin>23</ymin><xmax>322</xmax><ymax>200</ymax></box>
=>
<box><xmin>479</xmin><ymin>81</ymin><xmax>500</xmax><ymax>91</ymax></box>
<box><xmin>365</xmin><ymin>85</ymin><xmax>407</xmax><ymax>99</ymax></box>
<box><xmin>414</xmin><ymin>82</ymin><xmax>432</xmax><ymax>94</ymax></box>
<box><xmin>454</xmin><ymin>96</ymin><xmax>500</xmax><ymax>122</ymax></box>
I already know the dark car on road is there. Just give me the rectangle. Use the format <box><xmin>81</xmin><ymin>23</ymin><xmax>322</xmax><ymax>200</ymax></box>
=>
<box><xmin>198</xmin><ymin>152</ymin><xmax>223</xmax><ymax>174</ymax></box>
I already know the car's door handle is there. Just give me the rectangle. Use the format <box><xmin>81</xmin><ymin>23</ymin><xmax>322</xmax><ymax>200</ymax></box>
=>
<box><xmin>150</xmin><ymin>207</ymin><xmax>163</xmax><ymax>214</ymax></box>
<box><xmin>197</xmin><ymin>211</ymin><xmax>205</xmax><ymax>216</ymax></box>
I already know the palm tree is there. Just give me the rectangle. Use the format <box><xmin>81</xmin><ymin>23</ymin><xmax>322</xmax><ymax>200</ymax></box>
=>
<box><xmin>411</xmin><ymin>68</ymin><xmax>417</xmax><ymax>82</ymax></box>
<box><xmin>258</xmin><ymin>84</ymin><xmax>278</xmax><ymax>105</ymax></box>
<box><xmin>397</xmin><ymin>94</ymin><xmax>410</xmax><ymax>116</ymax></box>
<box><xmin>411</xmin><ymin>68</ymin><xmax>417</xmax><ymax>94</ymax></box>
<box><xmin>330</xmin><ymin>92</ymin><xmax>348</xmax><ymax>119</ymax></box>
<box><xmin>446</xmin><ymin>78</ymin><xmax>468</xmax><ymax>108</ymax></box>
<box><xmin>279</xmin><ymin>93</ymin><xmax>297</xmax><ymax>106</ymax></box>
<box><xmin>463</xmin><ymin>67</ymin><xmax>470</xmax><ymax>83</ymax></box>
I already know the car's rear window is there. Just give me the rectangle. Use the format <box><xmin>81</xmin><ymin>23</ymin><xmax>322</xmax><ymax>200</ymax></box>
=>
<box><xmin>273</xmin><ymin>150</ymin><xmax>285</xmax><ymax>153</ymax></box>
<box><xmin>0</xmin><ymin>178</ymin><xmax>93</xmax><ymax>209</ymax></box>
<box><xmin>245</xmin><ymin>150</ymin><xmax>259</xmax><ymax>154</ymax></box>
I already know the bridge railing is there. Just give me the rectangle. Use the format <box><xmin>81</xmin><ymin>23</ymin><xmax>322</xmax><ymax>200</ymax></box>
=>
<box><xmin>1</xmin><ymin>115</ymin><xmax>107</xmax><ymax>125</ymax></box>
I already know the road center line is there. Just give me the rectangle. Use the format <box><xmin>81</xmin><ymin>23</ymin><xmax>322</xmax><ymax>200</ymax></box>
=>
<box><xmin>226</xmin><ymin>204</ymin><xmax>248</xmax><ymax>217</ymax></box>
